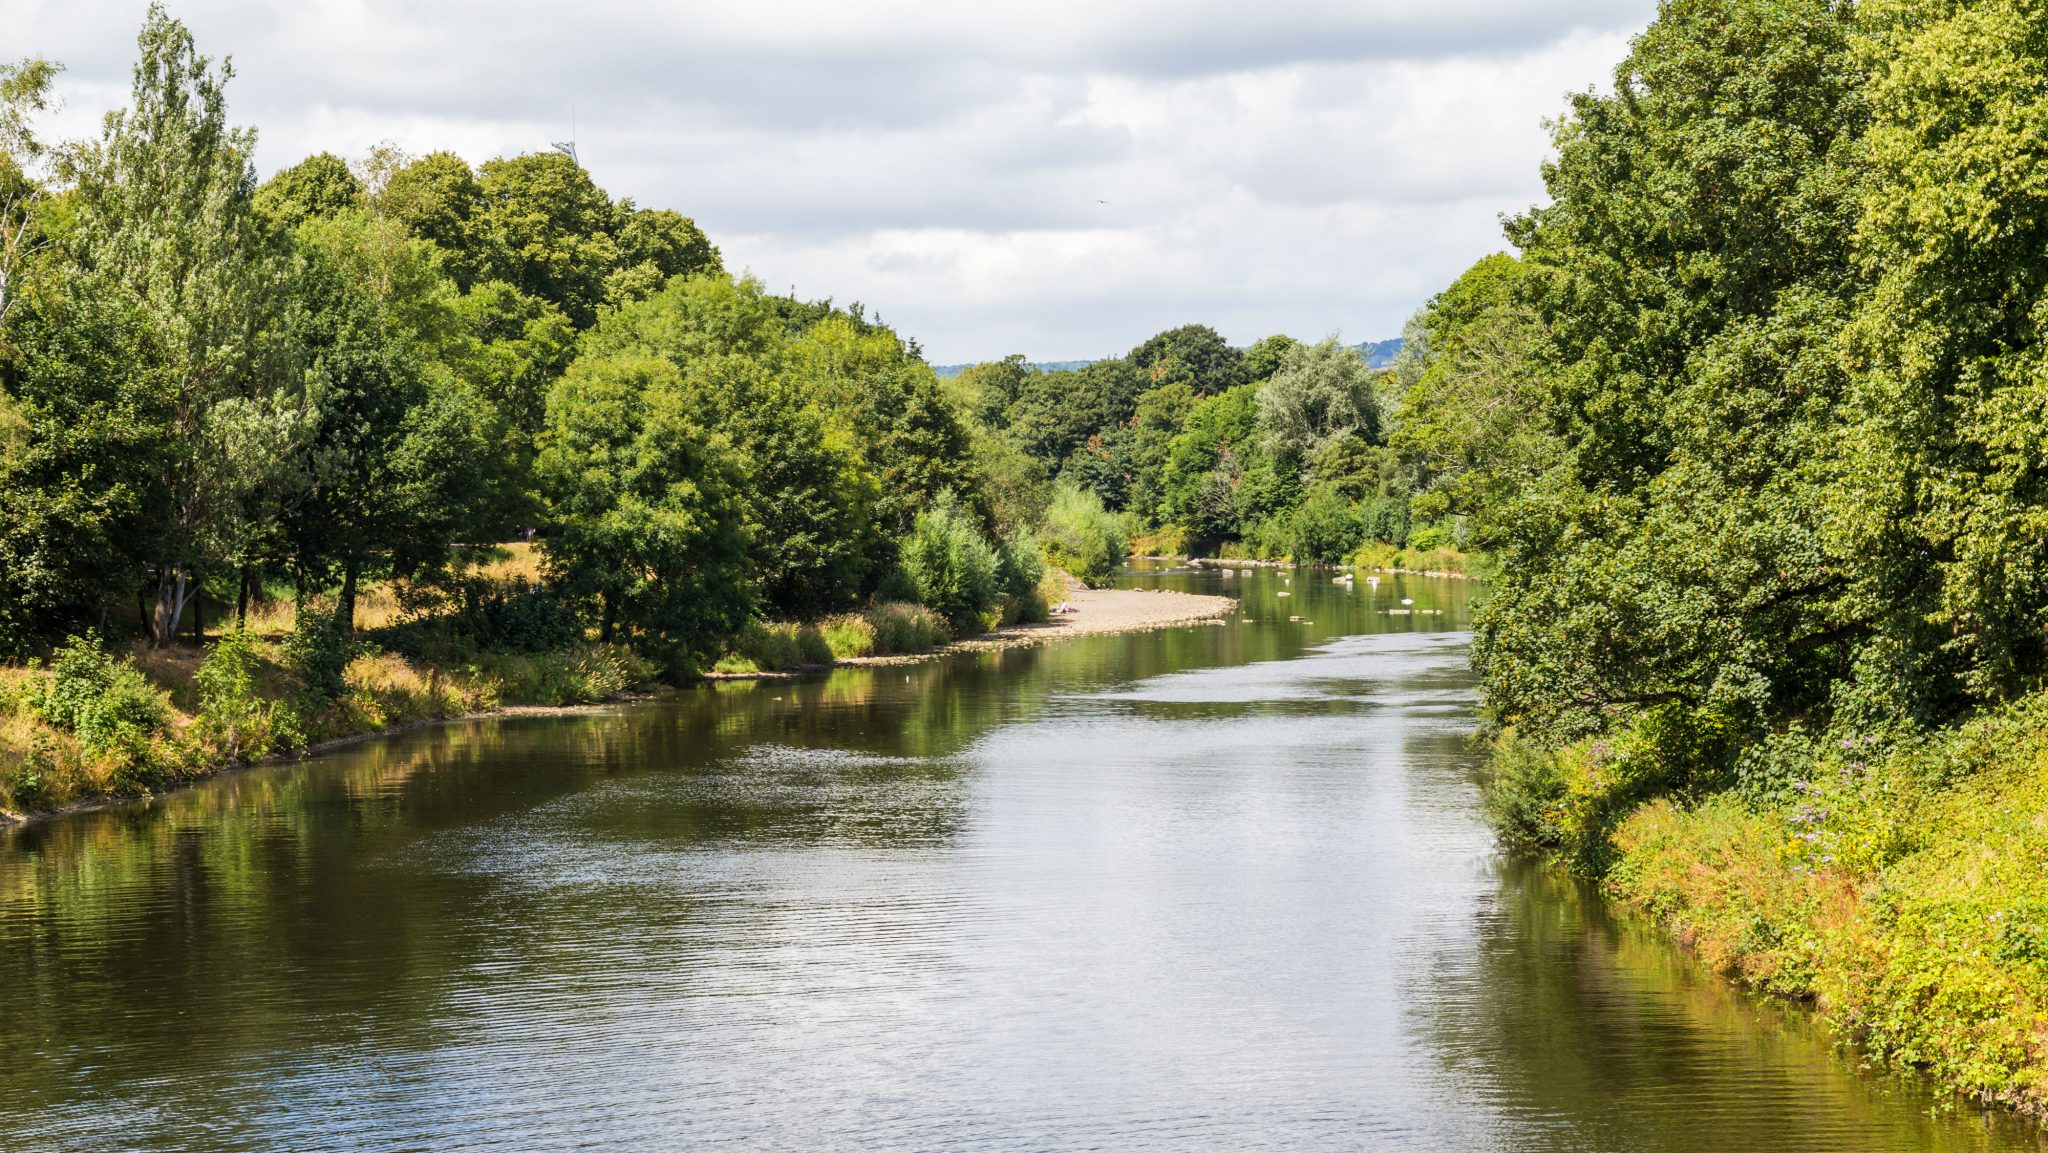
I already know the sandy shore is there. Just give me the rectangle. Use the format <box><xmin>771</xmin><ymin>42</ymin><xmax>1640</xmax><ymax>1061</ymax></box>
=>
<box><xmin>844</xmin><ymin>583</ymin><xmax>1236</xmax><ymax>666</ymax></box>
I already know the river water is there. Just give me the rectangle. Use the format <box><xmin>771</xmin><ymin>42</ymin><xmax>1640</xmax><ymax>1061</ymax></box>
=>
<box><xmin>0</xmin><ymin>566</ymin><xmax>2041</xmax><ymax>1152</ymax></box>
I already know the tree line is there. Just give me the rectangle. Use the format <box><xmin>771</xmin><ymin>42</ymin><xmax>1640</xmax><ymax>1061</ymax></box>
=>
<box><xmin>0</xmin><ymin>7</ymin><xmax>1465</xmax><ymax>680</ymax></box>
<box><xmin>0</xmin><ymin>9</ymin><xmax>1032</xmax><ymax>672</ymax></box>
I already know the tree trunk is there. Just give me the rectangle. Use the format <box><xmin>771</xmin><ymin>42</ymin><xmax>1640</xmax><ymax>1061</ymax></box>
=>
<box><xmin>599</xmin><ymin>592</ymin><xmax>616</xmax><ymax>644</ymax></box>
<box><xmin>237</xmin><ymin>568</ymin><xmax>251</xmax><ymax>625</ymax></box>
<box><xmin>337</xmin><ymin>561</ymin><xmax>359</xmax><ymax>634</ymax></box>
<box><xmin>190</xmin><ymin>575</ymin><xmax>203</xmax><ymax>644</ymax></box>
<box><xmin>150</xmin><ymin>565</ymin><xmax>191</xmax><ymax>648</ymax></box>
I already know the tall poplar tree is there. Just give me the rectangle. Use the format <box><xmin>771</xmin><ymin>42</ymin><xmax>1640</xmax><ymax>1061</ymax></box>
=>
<box><xmin>67</xmin><ymin>6</ymin><xmax>283</xmax><ymax>646</ymax></box>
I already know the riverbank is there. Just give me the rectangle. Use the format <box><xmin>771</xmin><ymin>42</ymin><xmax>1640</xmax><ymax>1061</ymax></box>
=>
<box><xmin>0</xmin><ymin>584</ymin><xmax>1235</xmax><ymax>823</ymax></box>
<box><xmin>710</xmin><ymin>584</ymin><xmax>1235</xmax><ymax>676</ymax></box>
<box><xmin>1499</xmin><ymin>697</ymin><xmax>2048</xmax><ymax>1120</ymax></box>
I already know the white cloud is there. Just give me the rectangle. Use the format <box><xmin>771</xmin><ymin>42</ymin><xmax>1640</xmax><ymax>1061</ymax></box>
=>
<box><xmin>5</xmin><ymin>0</ymin><xmax>1654</xmax><ymax>361</ymax></box>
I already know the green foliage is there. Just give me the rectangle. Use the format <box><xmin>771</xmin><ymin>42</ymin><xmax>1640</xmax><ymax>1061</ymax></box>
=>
<box><xmin>1041</xmin><ymin>484</ymin><xmax>1130</xmax><ymax>585</ymax></box>
<box><xmin>1243</xmin><ymin>334</ymin><xmax>1301</xmax><ymax>383</ymax></box>
<box><xmin>1390</xmin><ymin>253</ymin><xmax>1554</xmax><ymax>523</ymax></box>
<box><xmin>996</xmin><ymin>529</ymin><xmax>1049</xmax><ymax>621</ymax></box>
<box><xmin>861</xmin><ymin>602</ymin><xmax>948</xmax><ymax>655</ymax></box>
<box><xmin>254</xmin><ymin>151</ymin><xmax>361</xmax><ymax>229</ymax></box>
<box><xmin>1128</xmin><ymin>323</ymin><xmax>1249</xmax><ymax>395</ymax></box>
<box><xmin>483</xmin><ymin>643</ymin><xmax>652</xmax><ymax>706</ymax></box>
<box><xmin>283</xmin><ymin>604</ymin><xmax>357</xmax><ymax>701</ymax></box>
<box><xmin>1487</xmin><ymin>703</ymin><xmax>1741</xmax><ymax>874</ymax></box>
<box><xmin>1469</xmin><ymin>0</ymin><xmax>1867</xmax><ymax>746</ymax></box>
<box><xmin>1282</xmin><ymin>485</ymin><xmax>1362</xmax><ymax>566</ymax></box>
<box><xmin>67</xmin><ymin>5</ymin><xmax>286</xmax><ymax>647</ymax></box>
<box><xmin>194</xmin><ymin>626</ymin><xmax>297</xmax><ymax>761</ymax></box>
<box><xmin>898</xmin><ymin>491</ymin><xmax>1003</xmax><ymax>634</ymax></box>
<box><xmin>1157</xmin><ymin>383</ymin><xmax>1297</xmax><ymax>550</ymax></box>
<box><xmin>537</xmin><ymin>354</ymin><xmax>752</xmax><ymax>666</ymax></box>
<box><xmin>1258</xmin><ymin>337</ymin><xmax>1379</xmax><ymax>467</ymax></box>
<box><xmin>1603</xmin><ymin>691</ymin><xmax>2048</xmax><ymax>1108</ymax></box>
<box><xmin>29</xmin><ymin>635</ymin><xmax>169</xmax><ymax>759</ymax></box>
<box><xmin>716</xmin><ymin>620</ymin><xmax>834</xmax><ymax>673</ymax></box>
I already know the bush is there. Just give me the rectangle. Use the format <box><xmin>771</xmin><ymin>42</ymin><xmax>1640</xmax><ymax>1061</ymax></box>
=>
<box><xmin>28</xmin><ymin>635</ymin><xmax>170</xmax><ymax>759</ymax></box>
<box><xmin>716</xmin><ymin>620</ymin><xmax>835</xmax><ymax>673</ymax></box>
<box><xmin>1284</xmin><ymin>485</ymin><xmax>1364</xmax><ymax>566</ymax></box>
<box><xmin>1359</xmin><ymin>496</ymin><xmax>1410</xmax><ymax>546</ymax></box>
<box><xmin>899</xmin><ymin>491</ymin><xmax>1003</xmax><ymax>634</ymax></box>
<box><xmin>1485</xmin><ymin>703</ymin><xmax>1741</xmax><ymax>875</ymax></box>
<box><xmin>997</xmin><ymin>531</ymin><xmax>1050</xmax><ymax>623</ymax></box>
<box><xmin>488</xmin><ymin>643</ymin><xmax>653</xmax><ymax>705</ymax></box>
<box><xmin>380</xmin><ymin>580</ymin><xmax>584</xmax><ymax>662</ymax></box>
<box><xmin>1041</xmin><ymin>484</ymin><xmax>1130</xmax><ymax>585</ymax></box>
<box><xmin>864</xmin><ymin>602</ymin><xmax>948</xmax><ymax>655</ymax></box>
<box><xmin>195</xmin><ymin>627</ymin><xmax>299</xmax><ymax>762</ymax></box>
<box><xmin>283</xmin><ymin>604</ymin><xmax>358</xmax><ymax>700</ymax></box>
<box><xmin>821</xmin><ymin>614</ymin><xmax>877</xmax><ymax>659</ymax></box>
<box><xmin>1408</xmin><ymin>518</ymin><xmax>1455</xmax><ymax>552</ymax></box>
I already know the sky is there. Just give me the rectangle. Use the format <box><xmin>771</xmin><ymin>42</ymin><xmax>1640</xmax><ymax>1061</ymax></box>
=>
<box><xmin>6</xmin><ymin>0</ymin><xmax>1658</xmax><ymax>364</ymax></box>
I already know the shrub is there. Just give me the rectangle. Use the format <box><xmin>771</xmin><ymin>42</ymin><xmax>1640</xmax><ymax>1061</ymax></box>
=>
<box><xmin>1485</xmin><ymin>704</ymin><xmax>1741</xmax><ymax>875</ymax></box>
<box><xmin>195</xmin><ymin>626</ymin><xmax>300</xmax><ymax>762</ymax></box>
<box><xmin>1358</xmin><ymin>496</ymin><xmax>1410</xmax><ymax>546</ymax></box>
<box><xmin>1408</xmin><ymin>518</ymin><xmax>1455</xmax><ymax>552</ymax></box>
<box><xmin>1130</xmin><ymin>524</ymin><xmax>1188</xmax><ymax>558</ymax></box>
<box><xmin>899</xmin><ymin>491</ymin><xmax>1003</xmax><ymax>634</ymax></box>
<box><xmin>998</xmin><ymin>531</ymin><xmax>1050</xmax><ymax>623</ymax></box>
<box><xmin>28</xmin><ymin>635</ymin><xmax>170</xmax><ymax>760</ymax></box>
<box><xmin>1284</xmin><ymin>485</ymin><xmax>1363</xmax><ymax>566</ymax></box>
<box><xmin>716</xmin><ymin>620</ymin><xmax>834</xmax><ymax>673</ymax></box>
<box><xmin>283</xmin><ymin>604</ymin><xmax>358</xmax><ymax>700</ymax></box>
<box><xmin>864</xmin><ymin>602</ymin><xmax>947</xmax><ymax>655</ymax></box>
<box><xmin>821</xmin><ymin>614</ymin><xmax>877</xmax><ymax>659</ymax></box>
<box><xmin>483</xmin><ymin>643</ymin><xmax>653</xmax><ymax>706</ymax></box>
<box><xmin>1041</xmin><ymin>484</ymin><xmax>1130</xmax><ymax>585</ymax></box>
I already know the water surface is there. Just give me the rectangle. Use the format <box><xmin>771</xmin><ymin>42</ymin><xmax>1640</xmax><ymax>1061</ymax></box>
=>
<box><xmin>1</xmin><ymin>566</ymin><xmax>2039</xmax><ymax>1151</ymax></box>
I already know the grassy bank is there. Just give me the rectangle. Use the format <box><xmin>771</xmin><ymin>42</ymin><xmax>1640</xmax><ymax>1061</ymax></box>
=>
<box><xmin>0</xmin><ymin>630</ymin><xmax>651</xmax><ymax>818</ymax></box>
<box><xmin>1496</xmin><ymin>699</ymin><xmax>2048</xmax><ymax>1115</ymax></box>
<box><xmin>0</xmin><ymin>548</ymin><xmax>1076</xmax><ymax>816</ymax></box>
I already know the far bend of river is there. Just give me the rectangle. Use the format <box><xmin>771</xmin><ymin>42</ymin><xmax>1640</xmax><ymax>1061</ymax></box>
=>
<box><xmin>2</xmin><ymin>565</ymin><xmax>2044</xmax><ymax>1153</ymax></box>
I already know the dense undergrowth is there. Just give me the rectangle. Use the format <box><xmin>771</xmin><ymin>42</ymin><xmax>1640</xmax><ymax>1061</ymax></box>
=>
<box><xmin>0</xmin><ymin>625</ymin><xmax>651</xmax><ymax>815</ymax></box>
<box><xmin>1487</xmin><ymin>697</ymin><xmax>2048</xmax><ymax>1113</ymax></box>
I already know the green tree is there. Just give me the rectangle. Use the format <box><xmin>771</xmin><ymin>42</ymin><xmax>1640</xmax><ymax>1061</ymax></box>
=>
<box><xmin>537</xmin><ymin>354</ymin><xmax>751</xmax><ymax>661</ymax></box>
<box><xmin>280</xmin><ymin>210</ymin><xmax>500</xmax><ymax>627</ymax></box>
<box><xmin>680</xmin><ymin>353</ymin><xmax>877</xmax><ymax>618</ymax></box>
<box><xmin>1257</xmin><ymin>336</ymin><xmax>1379</xmax><ymax>469</ymax></box>
<box><xmin>1839</xmin><ymin>0</ymin><xmax>2048</xmax><ymax>712</ymax></box>
<box><xmin>472</xmin><ymin>152</ymin><xmax>621</xmax><ymax>325</ymax></box>
<box><xmin>1473</xmin><ymin>0</ymin><xmax>1866</xmax><ymax>743</ymax></box>
<box><xmin>254</xmin><ymin>152</ymin><xmax>361</xmax><ymax>230</ymax></box>
<box><xmin>66</xmin><ymin>6</ymin><xmax>287</xmax><ymax>646</ymax></box>
<box><xmin>898</xmin><ymin>490</ymin><xmax>1002</xmax><ymax>634</ymax></box>
<box><xmin>1123</xmin><ymin>381</ymin><xmax>1198</xmax><ymax>524</ymax></box>
<box><xmin>1391</xmin><ymin>254</ymin><xmax>1557</xmax><ymax>523</ymax></box>
<box><xmin>0</xmin><ymin>266</ymin><xmax>164</xmax><ymax>649</ymax></box>
<box><xmin>1243</xmin><ymin>333</ymin><xmax>1300</xmax><ymax>383</ymax></box>
<box><xmin>0</xmin><ymin>55</ymin><xmax>60</xmax><ymax>331</ymax></box>
<box><xmin>375</xmin><ymin>151</ymin><xmax>484</xmax><ymax>286</ymax></box>
<box><xmin>1128</xmin><ymin>323</ymin><xmax>1248</xmax><ymax>395</ymax></box>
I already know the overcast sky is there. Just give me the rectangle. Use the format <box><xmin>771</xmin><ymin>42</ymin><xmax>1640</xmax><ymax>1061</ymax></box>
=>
<box><xmin>8</xmin><ymin>0</ymin><xmax>1656</xmax><ymax>363</ymax></box>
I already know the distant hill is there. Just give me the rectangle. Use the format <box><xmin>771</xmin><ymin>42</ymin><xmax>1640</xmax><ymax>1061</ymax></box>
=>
<box><xmin>1356</xmin><ymin>338</ymin><xmax>1404</xmax><ymax>369</ymax></box>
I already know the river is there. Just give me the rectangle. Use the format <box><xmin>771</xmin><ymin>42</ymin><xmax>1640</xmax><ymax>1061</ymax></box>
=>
<box><xmin>0</xmin><ymin>565</ymin><xmax>2041</xmax><ymax>1152</ymax></box>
